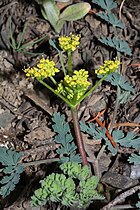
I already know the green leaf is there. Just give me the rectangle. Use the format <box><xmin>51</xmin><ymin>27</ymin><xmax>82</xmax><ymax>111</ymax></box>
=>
<box><xmin>80</xmin><ymin>121</ymin><xmax>106</xmax><ymax>140</ymax></box>
<box><xmin>113</xmin><ymin>130</ymin><xmax>140</xmax><ymax>149</ymax></box>
<box><xmin>99</xmin><ymin>37</ymin><xmax>132</xmax><ymax>56</ymax></box>
<box><xmin>0</xmin><ymin>147</ymin><xmax>24</xmax><ymax>197</ymax></box>
<box><xmin>92</xmin><ymin>0</ymin><xmax>117</xmax><ymax>11</ymax></box>
<box><xmin>136</xmin><ymin>193</ymin><xmax>140</xmax><ymax>208</ymax></box>
<box><xmin>59</xmin><ymin>3</ymin><xmax>91</xmax><ymax>21</ymax></box>
<box><xmin>99</xmin><ymin>72</ymin><xmax>134</xmax><ymax>103</ymax></box>
<box><xmin>97</xmin><ymin>12</ymin><xmax>124</xmax><ymax>28</ymax></box>
<box><xmin>0</xmin><ymin>147</ymin><xmax>22</xmax><ymax>166</ymax></box>
<box><xmin>41</xmin><ymin>0</ymin><xmax>60</xmax><ymax>31</ymax></box>
<box><xmin>52</xmin><ymin>112</ymin><xmax>81</xmax><ymax>163</ymax></box>
<box><xmin>3</xmin><ymin>166</ymin><xmax>15</xmax><ymax>174</ymax></box>
<box><xmin>128</xmin><ymin>153</ymin><xmax>140</xmax><ymax>165</ymax></box>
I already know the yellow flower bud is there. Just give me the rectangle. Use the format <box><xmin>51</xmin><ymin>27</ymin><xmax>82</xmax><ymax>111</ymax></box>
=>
<box><xmin>95</xmin><ymin>59</ymin><xmax>120</xmax><ymax>75</ymax></box>
<box><xmin>58</xmin><ymin>34</ymin><xmax>81</xmax><ymax>52</ymax></box>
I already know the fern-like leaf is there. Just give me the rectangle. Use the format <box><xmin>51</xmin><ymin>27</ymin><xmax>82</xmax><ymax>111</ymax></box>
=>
<box><xmin>92</xmin><ymin>0</ymin><xmax>117</xmax><ymax>11</ymax></box>
<box><xmin>99</xmin><ymin>37</ymin><xmax>132</xmax><ymax>56</ymax></box>
<box><xmin>52</xmin><ymin>112</ymin><xmax>81</xmax><ymax>163</ymax></box>
<box><xmin>97</xmin><ymin>12</ymin><xmax>124</xmax><ymax>28</ymax></box>
<box><xmin>0</xmin><ymin>147</ymin><xmax>24</xmax><ymax>197</ymax></box>
<box><xmin>128</xmin><ymin>153</ymin><xmax>140</xmax><ymax>165</ymax></box>
<box><xmin>80</xmin><ymin>121</ymin><xmax>106</xmax><ymax>140</ymax></box>
<box><xmin>107</xmin><ymin>130</ymin><xmax>140</xmax><ymax>154</ymax></box>
<box><xmin>104</xmin><ymin>73</ymin><xmax>134</xmax><ymax>92</ymax></box>
<box><xmin>136</xmin><ymin>193</ymin><xmax>140</xmax><ymax>208</ymax></box>
<box><xmin>113</xmin><ymin>130</ymin><xmax>140</xmax><ymax>149</ymax></box>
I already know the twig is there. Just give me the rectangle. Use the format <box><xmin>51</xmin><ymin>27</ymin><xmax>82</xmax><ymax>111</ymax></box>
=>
<box><xmin>101</xmin><ymin>184</ymin><xmax>140</xmax><ymax>210</ymax></box>
<box><xmin>119</xmin><ymin>0</ymin><xmax>126</xmax><ymax>20</ymax></box>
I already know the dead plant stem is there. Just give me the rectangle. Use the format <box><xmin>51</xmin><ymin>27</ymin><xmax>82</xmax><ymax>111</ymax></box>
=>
<box><xmin>23</xmin><ymin>158</ymin><xmax>60</xmax><ymax>167</ymax></box>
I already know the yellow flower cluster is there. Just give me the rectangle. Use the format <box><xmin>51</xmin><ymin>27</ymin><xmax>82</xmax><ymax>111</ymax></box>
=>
<box><xmin>58</xmin><ymin>34</ymin><xmax>80</xmax><ymax>52</ymax></box>
<box><xmin>56</xmin><ymin>69</ymin><xmax>90</xmax><ymax>101</ymax></box>
<box><xmin>24</xmin><ymin>58</ymin><xmax>59</xmax><ymax>80</ymax></box>
<box><xmin>95</xmin><ymin>59</ymin><xmax>120</xmax><ymax>75</ymax></box>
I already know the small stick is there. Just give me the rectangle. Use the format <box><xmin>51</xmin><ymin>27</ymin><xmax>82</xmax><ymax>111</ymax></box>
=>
<box><xmin>101</xmin><ymin>184</ymin><xmax>140</xmax><ymax>210</ymax></box>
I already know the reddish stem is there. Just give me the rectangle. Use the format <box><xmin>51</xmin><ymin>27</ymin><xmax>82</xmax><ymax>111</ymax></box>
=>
<box><xmin>71</xmin><ymin>107</ymin><xmax>88</xmax><ymax>166</ymax></box>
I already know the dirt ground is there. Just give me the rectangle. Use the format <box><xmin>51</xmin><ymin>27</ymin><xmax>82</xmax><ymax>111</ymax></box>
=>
<box><xmin>0</xmin><ymin>0</ymin><xmax>140</xmax><ymax>209</ymax></box>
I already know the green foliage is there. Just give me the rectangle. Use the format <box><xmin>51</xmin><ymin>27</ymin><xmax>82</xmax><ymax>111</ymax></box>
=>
<box><xmin>92</xmin><ymin>0</ymin><xmax>132</xmax><ymax>56</ymax></box>
<box><xmin>99</xmin><ymin>72</ymin><xmax>134</xmax><ymax>103</ymax></box>
<box><xmin>80</xmin><ymin>121</ymin><xmax>140</xmax><ymax>155</ymax></box>
<box><xmin>60</xmin><ymin>162</ymin><xmax>90</xmax><ymax>180</ymax></box>
<box><xmin>80</xmin><ymin>121</ymin><xmax>106</xmax><ymax>140</ymax></box>
<box><xmin>9</xmin><ymin>16</ymin><xmax>48</xmax><ymax>54</ymax></box>
<box><xmin>99</xmin><ymin>37</ymin><xmax>132</xmax><ymax>56</ymax></box>
<box><xmin>35</xmin><ymin>0</ymin><xmax>91</xmax><ymax>33</ymax></box>
<box><xmin>136</xmin><ymin>193</ymin><xmax>140</xmax><ymax>208</ymax></box>
<box><xmin>97</xmin><ymin>12</ymin><xmax>124</xmax><ymax>28</ymax></box>
<box><xmin>92</xmin><ymin>0</ymin><xmax>117</xmax><ymax>11</ymax></box>
<box><xmin>52</xmin><ymin>112</ymin><xmax>81</xmax><ymax>163</ymax></box>
<box><xmin>128</xmin><ymin>153</ymin><xmax>140</xmax><ymax>165</ymax></box>
<box><xmin>31</xmin><ymin>162</ymin><xmax>104</xmax><ymax>208</ymax></box>
<box><xmin>104</xmin><ymin>73</ymin><xmax>134</xmax><ymax>92</ymax></box>
<box><xmin>0</xmin><ymin>147</ymin><xmax>24</xmax><ymax>197</ymax></box>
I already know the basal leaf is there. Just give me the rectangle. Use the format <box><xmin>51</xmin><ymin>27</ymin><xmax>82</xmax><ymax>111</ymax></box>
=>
<box><xmin>41</xmin><ymin>0</ymin><xmax>60</xmax><ymax>30</ymax></box>
<box><xmin>0</xmin><ymin>147</ymin><xmax>22</xmax><ymax>166</ymax></box>
<box><xmin>0</xmin><ymin>174</ymin><xmax>14</xmax><ymax>184</ymax></box>
<box><xmin>0</xmin><ymin>181</ymin><xmax>15</xmax><ymax>197</ymax></box>
<box><xmin>52</xmin><ymin>112</ymin><xmax>81</xmax><ymax>163</ymax></box>
<box><xmin>59</xmin><ymin>3</ymin><xmax>91</xmax><ymax>22</ymax></box>
<box><xmin>128</xmin><ymin>153</ymin><xmax>140</xmax><ymax>165</ymax></box>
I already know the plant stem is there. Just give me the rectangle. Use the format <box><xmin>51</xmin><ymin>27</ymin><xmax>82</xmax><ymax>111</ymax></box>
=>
<box><xmin>38</xmin><ymin>79</ymin><xmax>74</xmax><ymax>108</ymax></box>
<box><xmin>109</xmin><ymin>85</ymin><xmax>121</xmax><ymax>133</ymax></box>
<box><xmin>50</xmin><ymin>76</ymin><xmax>57</xmax><ymax>85</ymax></box>
<box><xmin>71</xmin><ymin>107</ymin><xmax>88</xmax><ymax>166</ymax></box>
<box><xmin>59</xmin><ymin>51</ymin><xmax>66</xmax><ymax>76</ymax></box>
<box><xmin>67</xmin><ymin>50</ymin><xmax>72</xmax><ymax>76</ymax></box>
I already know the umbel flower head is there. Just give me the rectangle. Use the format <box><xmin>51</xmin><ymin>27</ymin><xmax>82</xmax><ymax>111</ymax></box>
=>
<box><xmin>58</xmin><ymin>34</ymin><xmax>80</xmax><ymax>52</ymax></box>
<box><xmin>24</xmin><ymin>58</ymin><xmax>59</xmax><ymax>80</ymax></box>
<box><xmin>56</xmin><ymin>69</ymin><xmax>90</xmax><ymax>102</ymax></box>
<box><xmin>95</xmin><ymin>59</ymin><xmax>120</xmax><ymax>75</ymax></box>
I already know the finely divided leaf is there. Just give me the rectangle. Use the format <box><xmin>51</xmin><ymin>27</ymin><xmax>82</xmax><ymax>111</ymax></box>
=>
<box><xmin>103</xmin><ymin>72</ymin><xmax>134</xmax><ymax>92</ymax></box>
<box><xmin>97</xmin><ymin>12</ymin><xmax>124</xmax><ymax>28</ymax></box>
<box><xmin>128</xmin><ymin>153</ymin><xmax>140</xmax><ymax>165</ymax></box>
<box><xmin>52</xmin><ymin>112</ymin><xmax>81</xmax><ymax>163</ymax></box>
<box><xmin>99</xmin><ymin>37</ymin><xmax>132</xmax><ymax>56</ymax></box>
<box><xmin>112</xmin><ymin>130</ymin><xmax>140</xmax><ymax>149</ymax></box>
<box><xmin>0</xmin><ymin>147</ymin><xmax>22</xmax><ymax>166</ymax></box>
<box><xmin>0</xmin><ymin>147</ymin><xmax>24</xmax><ymax>197</ymax></box>
<box><xmin>80</xmin><ymin>121</ymin><xmax>106</xmax><ymax>140</ymax></box>
<box><xmin>92</xmin><ymin>0</ymin><xmax>117</xmax><ymax>11</ymax></box>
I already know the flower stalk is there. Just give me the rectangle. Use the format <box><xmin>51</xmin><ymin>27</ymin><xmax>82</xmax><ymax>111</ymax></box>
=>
<box><xmin>71</xmin><ymin>107</ymin><xmax>88</xmax><ymax>166</ymax></box>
